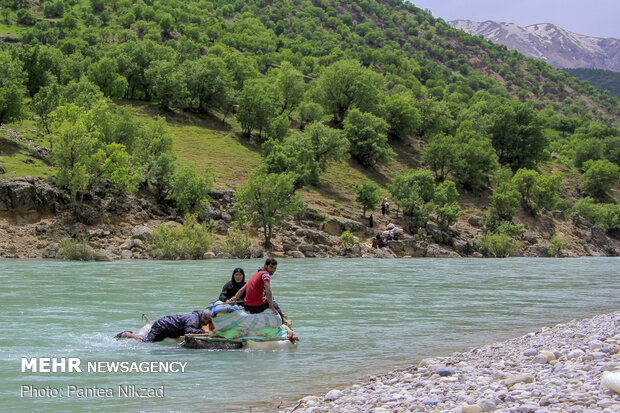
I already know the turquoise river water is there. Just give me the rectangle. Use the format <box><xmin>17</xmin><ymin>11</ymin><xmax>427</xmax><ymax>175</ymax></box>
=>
<box><xmin>0</xmin><ymin>258</ymin><xmax>618</xmax><ymax>412</ymax></box>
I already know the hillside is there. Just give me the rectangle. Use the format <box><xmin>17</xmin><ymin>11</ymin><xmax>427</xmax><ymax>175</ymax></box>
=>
<box><xmin>449</xmin><ymin>19</ymin><xmax>620</xmax><ymax>72</ymax></box>
<box><xmin>0</xmin><ymin>0</ymin><xmax>619</xmax><ymax>259</ymax></box>
<box><xmin>564</xmin><ymin>68</ymin><xmax>620</xmax><ymax>100</ymax></box>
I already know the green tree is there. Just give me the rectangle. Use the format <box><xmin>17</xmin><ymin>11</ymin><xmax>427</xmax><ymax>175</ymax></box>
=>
<box><xmin>355</xmin><ymin>180</ymin><xmax>381</xmax><ymax>217</ymax></box>
<box><xmin>383</xmin><ymin>93</ymin><xmax>421</xmax><ymax>139</ymax></box>
<box><xmin>316</xmin><ymin>59</ymin><xmax>382</xmax><ymax>123</ymax></box>
<box><xmin>166</xmin><ymin>165</ymin><xmax>213</xmax><ymax>215</ymax></box>
<box><xmin>390</xmin><ymin>169</ymin><xmax>436</xmax><ymax>232</ymax></box>
<box><xmin>298</xmin><ymin>101</ymin><xmax>324</xmax><ymax>129</ymax></box>
<box><xmin>452</xmin><ymin>122</ymin><xmax>498</xmax><ymax>190</ymax></box>
<box><xmin>145</xmin><ymin>60</ymin><xmax>189</xmax><ymax>110</ymax></box>
<box><xmin>434</xmin><ymin>180</ymin><xmax>460</xmax><ymax>229</ymax></box>
<box><xmin>582</xmin><ymin>159</ymin><xmax>620</xmax><ymax>199</ymax></box>
<box><xmin>183</xmin><ymin>55</ymin><xmax>234</xmax><ymax>115</ymax></box>
<box><xmin>62</xmin><ymin>78</ymin><xmax>105</xmax><ymax>109</ymax></box>
<box><xmin>343</xmin><ymin>108</ymin><xmax>393</xmax><ymax>167</ymax></box>
<box><xmin>490</xmin><ymin>181</ymin><xmax>521</xmax><ymax>221</ymax></box>
<box><xmin>488</xmin><ymin>101</ymin><xmax>548</xmax><ymax>171</ymax></box>
<box><xmin>87</xmin><ymin>57</ymin><xmax>128</xmax><ymax>99</ymax></box>
<box><xmin>574</xmin><ymin>138</ymin><xmax>604</xmax><ymax>169</ymax></box>
<box><xmin>92</xmin><ymin>143</ymin><xmax>142</xmax><ymax>196</ymax></box>
<box><xmin>415</xmin><ymin>98</ymin><xmax>453</xmax><ymax>138</ymax></box>
<box><xmin>260</xmin><ymin>138</ymin><xmax>320</xmax><ymax>189</ymax></box>
<box><xmin>32</xmin><ymin>76</ymin><xmax>61</xmax><ymax>134</ymax></box>
<box><xmin>422</xmin><ymin>133</ymin><xmax>458</xmax><ymax>182</ymax></box>
<box><xmin>0</xmin><ymin>50</ymin><xmax>27</xmax><ymax>125</ymax></box>
<box><xmin>274</xmin><ymin>62</ymin><xmax>305</xmax><ymax>115</ymax></box>
<box><xmin>236</xmin><ymin>79</ymin><xmax>281</xmax><ymax>138</ymax></box>
<box><xmin>298</xmin><ymin>121</ymin><xmax>349</xmax><ymax>171</ymax></box>
<box><xmin>49</xmin><ymin>117</ymin><xmax>99</xmax><ymax>201</ymax></box>
<box><xmin>234</xmin><ymin>172</ymin><xmax>303</xmax><ymax>249</ymax></box>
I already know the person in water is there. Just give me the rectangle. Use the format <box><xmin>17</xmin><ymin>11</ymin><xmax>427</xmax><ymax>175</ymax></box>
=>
<box><xmin>218</xmin><ymin>267</ymin><xmax>246</xmax><ymax>302</ymax></box>
<box><xmin>228</xmin><ymin>258</ymin><xmax>281</xmax><ymax>316</ymax></box>
<box><xmin>116</xmin><ymin>310</ymin><xmax>211</xmax><ymax>342</ymax></box>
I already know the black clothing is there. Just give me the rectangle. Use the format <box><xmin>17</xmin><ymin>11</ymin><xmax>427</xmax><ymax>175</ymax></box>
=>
<box><xmin>218</xmin><ymin>272</ymin><xmax>246</xmax><ymax>302</ymax></box>
<box><xmin>145</xmin><ymin>311</ymin><xmax>205</xmax><ymax>342</ymax></box>
<box><xmin>244</xmin><ymin>300</ymin><xmax>284</xmax><ymax>322</ymax></box>
<box><xmin>369</xmin><ymin>214</ymin><xmax>374</xmax><ymax>228</ymax></box>
<box><xmin>244</xmin><ymin>302</ymin><xmax>269</xmax><ymax>314</ymax></box>
<box><xmin>219</xmin><ymin>280</ymin><xmax>246</xmax><ymax>301</ymax></box>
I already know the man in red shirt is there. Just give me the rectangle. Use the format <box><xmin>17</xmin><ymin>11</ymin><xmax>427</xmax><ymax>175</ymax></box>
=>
<box><xmin>229</xmin><ymin>258</ymin><xmax>279</xmax><ymax>315</ymax></box>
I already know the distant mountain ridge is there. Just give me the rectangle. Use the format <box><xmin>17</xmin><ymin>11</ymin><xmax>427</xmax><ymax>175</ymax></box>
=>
<box><xmin>449</xmin><ymin>20</ymin><xmax>620</xmax><ymax>72</ymax></box>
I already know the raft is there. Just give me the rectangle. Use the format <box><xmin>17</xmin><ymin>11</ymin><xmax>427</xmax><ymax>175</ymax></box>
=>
<box><xmin>179</xmin><ymin>305</ymin><xmax>299</xmax><ymax>350</ymax></box>
<box><xmin>180</xmin><ymin>333</ymin><xmax>299</xmax><ymax>350</ymax></box>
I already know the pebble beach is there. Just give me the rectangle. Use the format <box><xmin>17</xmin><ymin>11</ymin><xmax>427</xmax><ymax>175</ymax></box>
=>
<box><xmin>286</xmin><ymin>311</ymin><xmax>620</xmax><ymax>413</ymax></box>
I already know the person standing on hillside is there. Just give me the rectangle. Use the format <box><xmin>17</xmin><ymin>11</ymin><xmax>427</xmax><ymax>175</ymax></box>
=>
<box><xmin>228</xmin><ymin>258</ymin><xmax>280</xmax><ymax>317</ymax></box>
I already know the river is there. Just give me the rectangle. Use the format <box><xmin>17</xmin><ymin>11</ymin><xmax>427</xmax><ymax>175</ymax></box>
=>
<box><xmin>0</xmin><ymin>258</ymin><xmax>618</xmax><ymax>412</ymax></box>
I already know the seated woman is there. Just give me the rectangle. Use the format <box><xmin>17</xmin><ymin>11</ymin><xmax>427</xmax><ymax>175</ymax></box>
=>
<box><xmin>218</xmin><ymin>267</ymin><xmax>246</xmax><ymax>303</ymax></box>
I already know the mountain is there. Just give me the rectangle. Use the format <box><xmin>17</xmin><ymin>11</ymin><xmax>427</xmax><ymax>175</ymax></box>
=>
<box><xmin>449</xmin><ymin>20</ymin><xmax>620</xmax><ymax>72</ymax></box>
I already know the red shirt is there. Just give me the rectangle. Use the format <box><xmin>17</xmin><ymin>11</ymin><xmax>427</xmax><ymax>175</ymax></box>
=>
<box><xmin>244</xmin><ymin>270</ymin><xmax>271</xmax><ymax>306</ymax></box>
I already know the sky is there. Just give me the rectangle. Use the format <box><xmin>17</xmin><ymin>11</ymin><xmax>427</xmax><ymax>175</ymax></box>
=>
<box><xmin>409</xmin><ymin>0</ymin><xmax>619</xmax><ymax>39</ymax></box>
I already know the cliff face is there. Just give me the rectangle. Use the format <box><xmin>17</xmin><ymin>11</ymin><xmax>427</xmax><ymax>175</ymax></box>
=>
<box><xmin>0</xmin><ymin>178</ymin><xmax>618</xmax><ymax>260</ymax></box>
<box><xmin>450</xmin><ymin>20</ymin><xmax>620</xmax><ymax>71</ymax></box>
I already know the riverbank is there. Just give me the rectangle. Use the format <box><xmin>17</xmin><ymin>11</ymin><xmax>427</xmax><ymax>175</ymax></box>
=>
<box><xmin>1</xmin><ymin>177</ymin><xmax>619</xmax><ymax>260</ymax></box>
<box><xmin>286</xmin><ymin>311</ymin><xmax>620</xmax><ymax>413</ymax></box>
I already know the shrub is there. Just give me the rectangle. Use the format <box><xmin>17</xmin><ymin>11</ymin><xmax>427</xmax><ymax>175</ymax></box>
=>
<box><xmin>339</xmin><ymin>231</ymin><xmax>357</xmax><ymax>248</ymax></box>
<box><xmin>166</xmin><ymin>165</ymin><xmax>213</xmax><ymax>215</ymax></box>
<box><xmin>56</xmin><ymin>238</ymin><xmax>105</xmax><ymax>261</ymax></box>
<box><xmin>222</xmin><ymin>222</ymin><xmax>254</xmax><ymax>258</ymax></box>
<box><xmin>548</xmin><ymin>235</ymin><xmax>568</xmax><ymax>257</ymax></box>
<box><xmin>570</xmin><ymin>198</ymin><xmax>620</xmax><ymax>232</ymax></box>
<box><xmin>582</xmin><ymin>159</ymin><xmax>620</xmax><ymax>199</ymax></box>
<box><xmin>147</xmin><ymin>215</ymin><xmax>215</xmax><ymax>259</ymax></box>
<box><xmin>475</xmin><ymin>233</ymin><xmax>522</xmax><ymax>257</ymax></box>
<box><xmin>298</xmin><ymin>101</ymin><xmax>324</xmax><ymax>128</ymax></box>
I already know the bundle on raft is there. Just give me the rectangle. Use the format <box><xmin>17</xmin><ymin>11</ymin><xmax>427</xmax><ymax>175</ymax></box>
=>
<box><xmin>181</xmin><ymin>303</ymin><xmax>298</xmax><ymax>350</ymax></box>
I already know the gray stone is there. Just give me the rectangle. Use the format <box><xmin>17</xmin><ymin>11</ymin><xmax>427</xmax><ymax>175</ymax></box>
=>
<box><xmin>532</xmin><ymin>354</ymin><xmax>549</xmax><ymax>364</ymax></box>
<box><xmin>503</xmin><ymin>373</ymin><xmax>534</xmax><ymax>387</ymax></box>
<box><xmin>303</xmin><ymin>229</ymin><xmax>338</xmax><ymax>246</ymax></box>
<box><xmin>298</xmin><ymin>242</ymin><xmax>316</xmax><ymax>254</ymax></box>
<box><xmin>203</xmin><ymin>252</ymin><xmax>216</xmax><ymax>259</ymax></box>
<box><xmin>323</xmin><ymin>389</ymin><xmax>344</xmax><ymax>401</ymax></box>
<box><xmin>436</xmin><ymin>366</ymin><xmax>456</xmax><ymax>376</ymax></box>
<box><xmin>120</xmin><ymin>250</ymin><xmax>133</xmax><ymax>260</ymax></box>
<box><xmin>567</xmin><ymin>349</ymin><xmax>585</xmax><ymax>359</ymax></box>
<box><xmin>129</xmin><ymin>239</ymin><xmax>145</xmax><ymax>250</ymax></box>
<box><xmin>287</xmin><ymin>251</ymin><xmax>305</xmax><ymax>258</ymax></box>
<box><xmin>523</xmin><ymin>348</ymin><xmax>539</xmax><ymax>356</ymax></box>
<box><xmin>282</xmin><ymin>236</ymin><xmax>297</xmax><ymax>251</ymax></box>
<box><xmin>461</xmin><ymin>405</ymin><xmax>483</xmax><ymax>413</ymax></box>
<box><xmin>468</xmin><ymin>215</ymin><xmax>484</xmax><ymax>228</ymax></box>
<box><xmin>426</xmin><ymin>223</ymin><xmax>452</xmax><ymax>244</ymax></box>
<box><xmin>131</xmin><ymin>225</ymin><xmax>153</xmax><ymax>241</ymax></box>
<box><xmin>551</xmin><ymin>210</ymin><xmax>565</xmax><ymax>220</ymax></box>
<box><xmin>453</xmin><ymin>238</ymin><xmax>472</xmax><ymax>256</ymax></box>
<box><xmin>478</xmin><ymin>398</ymin><xmax>496</xmax><ymax>412</ymax></box>
<box><xmin>322</xmin><ymin>217</ymin><xmax>365</xmax><ymax>236</ymax></box>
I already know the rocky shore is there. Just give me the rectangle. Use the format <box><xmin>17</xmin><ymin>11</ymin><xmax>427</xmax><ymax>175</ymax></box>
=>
<box><xmin>287</xmin><ymin>312</ymin><xmax>620</xmax><ymax>413</ymax></box>
<box><xmin>0</xmin><ymin>177</ymin><xmax>619</xmax><ymax>259</ymax></box>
